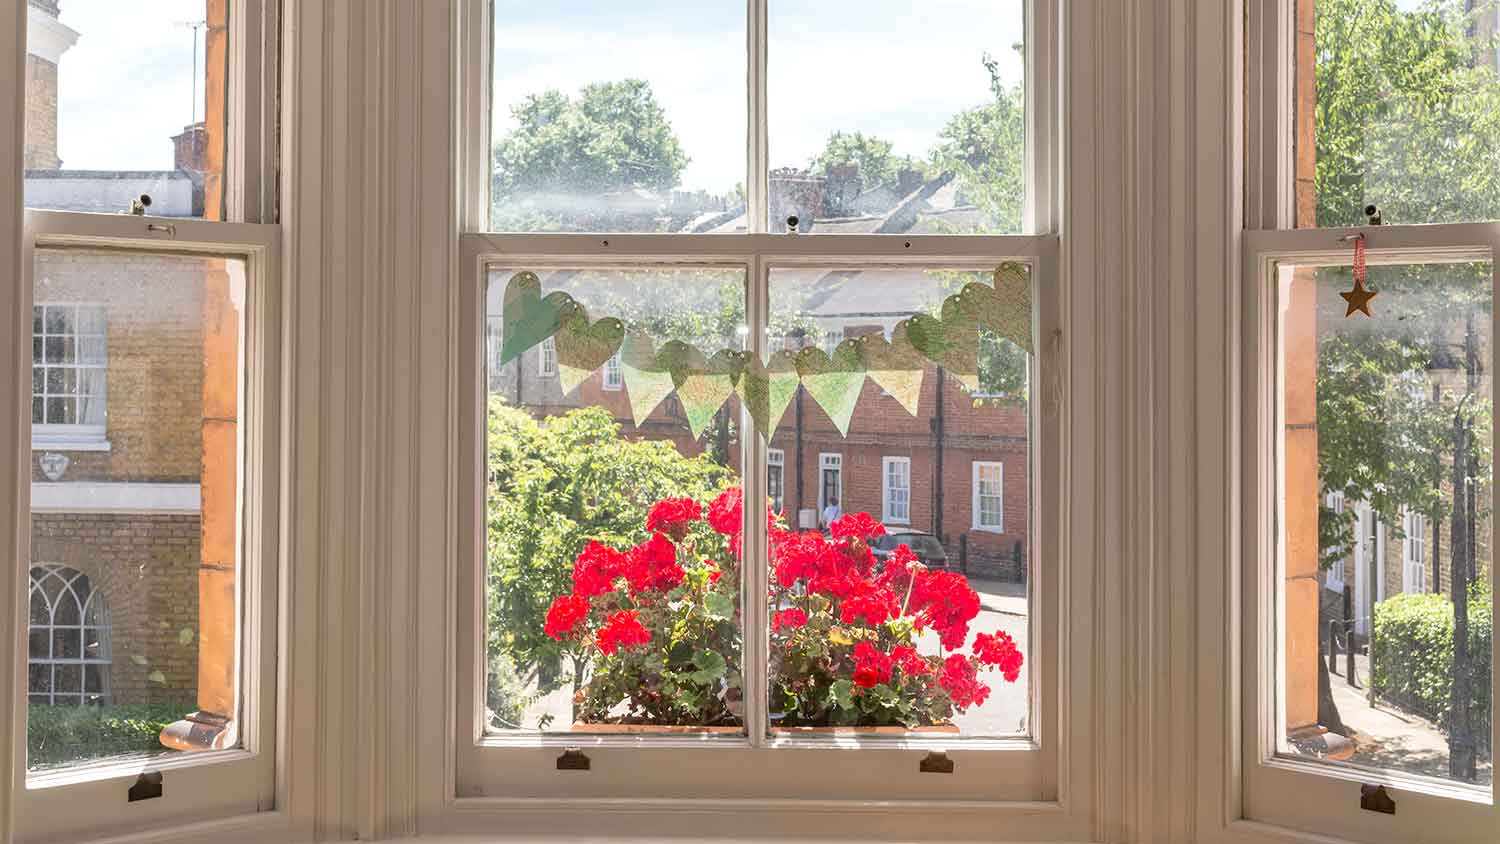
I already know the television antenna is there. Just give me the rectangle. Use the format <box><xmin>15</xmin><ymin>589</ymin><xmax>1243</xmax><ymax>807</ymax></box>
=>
<box><xmin>176</xmin><ymin>20</ymin><xmax>206</xmax><ymax>127</ymax></box>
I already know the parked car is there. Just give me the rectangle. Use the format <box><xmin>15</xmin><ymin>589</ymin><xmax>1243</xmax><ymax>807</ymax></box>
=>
<box><xmin>871</xmin><ymin>530</ymin><xmax>950</xmax><ymax>570</ymax></box>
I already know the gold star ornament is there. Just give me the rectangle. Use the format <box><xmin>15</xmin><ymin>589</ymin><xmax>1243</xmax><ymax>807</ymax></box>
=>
<box><xmin>1340</xmin><ymin>276</ymin><xmax>1377</xmax><ymax>318</ymax></box>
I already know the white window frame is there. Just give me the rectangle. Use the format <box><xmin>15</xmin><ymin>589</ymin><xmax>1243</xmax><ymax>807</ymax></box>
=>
<box><xmin>1242</xmin><ymin>222</ymin><xmax>1500</xmax><ymax>840</ymax></box>
<box><xmin>27</xmin><ymin>564</ymin><xmax>112</xmax><ymax>706</ymax></box>
<box><xmin>3</xmin><ymin>2</ymin><xmax>283</xmax><ymax>838</ymax></box>
<box><xmin>973</xmin><ymin>461</ymin><xmax>1004</xmax><ymax>533</ymax></box>
<box><xmin>31</xmin><ymin>302</ymin><xmax>108</xmax><ymax>449</ymax></box>
<box><xmin>1402</xmin><ymin>507</ymin><xmax>1426</xmax><ymax>595</ymax></box>
<box><xmin>454</xmin><ymin>0</ymin><xmax>1062</xmax><ymax>815</ymax></box>
<box><xmin>1322</xmin><ymin>491</ymin><xmax>1346</xmax><ymax>593</ymax></box>
<box><xmin>537</xmin><ymin>336</ymin><xmax>557</xmax><ymax>377</ymax></box>
<box><xmin>818</xmin><ymin>451</ymin><xmax>843</xmax><ymax>525</ymax></box>
<box><xmin>766</xmin><ymin>447</ymin><xmax>784</xmax><ymax>514</ymax></box>
<box><xmin>601</xmin><ymin>351</ymin><xmax>622</xmax><ymax>391</ymax></box>
<box><xmin>881</xmin><ymin>456</ymin><xmax>910</xmax><ymax>525</ymax></box>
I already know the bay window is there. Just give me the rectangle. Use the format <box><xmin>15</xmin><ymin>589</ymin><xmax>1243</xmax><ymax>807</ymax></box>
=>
<box><xmin>458</xmin><ymin>0</ymin><xmax>1057</xmax><ymax>806</ymax></box>
<box><xmin>1244</xmin><ymin>1</ymin><xmax>1500</xmax><ymax>838</ymax></box>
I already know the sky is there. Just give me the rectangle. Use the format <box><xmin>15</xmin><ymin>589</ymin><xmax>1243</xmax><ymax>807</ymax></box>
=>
<box><xmin>51</xmin><ymin>0</ymin><xmax>209</xmax><ymax>172</ymax></box>
<box><xmin>492</xmin><ymin>0</ymin><xmax>1026</xmax><ymax>196</ymax></box>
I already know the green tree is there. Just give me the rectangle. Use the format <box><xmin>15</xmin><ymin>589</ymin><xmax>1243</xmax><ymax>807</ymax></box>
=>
<box><xmin>930</xmin><ymin>51</ymin><xmax>1025</xmax><ymax>234</ymax></box>
<box><xmin>485</xmin><ymin>402</ymin><xmax>731</xmax><ymax>728</ymax></box>
<box><xmin>492</xmin><ymin>80</ymin><xmax>689</xmax><ymax>229</ymax></box>
<box><xmin>1311</xmin><ymin>0</ymin><xmax>1500</xmax><ymax>780</ymax></box>
<box><xmin>811</xmin><ymin>131</ymin><xmax>919</xmax><ymax>188</ymax></box>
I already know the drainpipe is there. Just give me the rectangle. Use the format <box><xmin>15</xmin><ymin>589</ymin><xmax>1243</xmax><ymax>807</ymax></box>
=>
<box><xmin>794</xmin><ymin>388</ymin><xmax>805</xmax><ymax>525</ymax></box>
<box><xmin>933</xmin><ymin>366</ymin><xmax>945</xmax><ymax>541</ymax></box>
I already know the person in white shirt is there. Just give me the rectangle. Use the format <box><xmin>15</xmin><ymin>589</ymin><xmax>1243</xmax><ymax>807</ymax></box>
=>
<box><xmin>821</xmin><ymin>498</ymin><xmax>841</xmax><ymax>530</ymax></box>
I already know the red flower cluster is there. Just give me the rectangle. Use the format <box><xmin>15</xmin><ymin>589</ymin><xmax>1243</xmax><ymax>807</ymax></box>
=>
<box><xmin>851</xmin><ymin>641</ymin><xmax>894</xmax><ymax>689</ymax></box>
<box><xmin>544</xmin><ymin>593</ymin><xmax>589</xmax><ymax>640</ymax></box>
<box><xmin>626</xmin><ymin>532</ymin><xmax>685</xmax><ymax>593</ymax></box>
<box><xmin>645</xmin><ymin>497</ymin><xmax>701</xmax><ymax>540</ymax></box>
<box><xmin>909</xmin><ymin>570</ymin><xmax>981</xmax><ymax>650</ymax></box>
<box><xmin>572</xmin><ymin>541</ymin><xmax>628</xmax><ymax>598</ymax></box>
<box><xmin>839</xmin><ymin>579</ymin><xmax>901</xmax><ymax>627</ymax></box>
<box><xmin>596</xmin><ymin>610</ymin><xmax>650</xmax><ymax>655</ymax></box>
<box><xmin>973</xmin><ymin>631</ymin><xmax>1024</xmax><ymax>682</ymax></box>
<box><xmin>771</xmin><ymin>608</ymin><xmax>807</xmax><ymax>633</ymax></box>
<box><xmin>707</xmin><ymin>487</ymin><xmax>742</xmax><ymax>536</ymax></box>
<box><xmin>830</xmin><ymin>512</ymin><xmax>886</xmax><ymax>541</ymax></box>
<box><xmin>890</xmin><ymin>645</ymin><xmax>931</xmax><ymax>677</ymax></box>
<box><xmin>937</xmin><ymin>653</ymin><xmax>991</xmax><ymax>709</ymax></box>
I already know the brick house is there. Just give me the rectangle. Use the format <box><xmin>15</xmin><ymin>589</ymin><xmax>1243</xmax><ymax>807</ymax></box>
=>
<box><xmin>22</xmin><ymin>0</ymin><xmax>233</xmax><ymax>713</ymax></box>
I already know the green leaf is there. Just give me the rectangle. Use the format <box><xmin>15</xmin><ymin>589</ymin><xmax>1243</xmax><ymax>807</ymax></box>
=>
<box><xmin>830</xmin><ymin>678</ymin><xmax>855</xmax><ymax>711</ymax></box>
<box><xmin>688</xmin><ymin>649</ymin><xmax>727</xmax><ymax>685</ymax></box>
<box><xmin>704</xmin><ymin>591</ymin><xmax>735</xmax><ymax>621</ymax></box>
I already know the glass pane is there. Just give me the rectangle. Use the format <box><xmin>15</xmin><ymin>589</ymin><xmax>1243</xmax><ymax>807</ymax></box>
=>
<box><xmin>1297</xmin><ymin>1</ymin><xmax>1500</xmax><ymax>227</ymax></box>
<box><xmin>768</xmin><ymin>1</ymin><xmax>1026</xmax><ymax>234</ymax></box>
<box><xmin>23</xmin><ymin>1</ymin><xmax>229</xmax><ymax>219</ymax></box>
<box><xmin>766</xmin><ymin>264</ymin><xmax>1032</xmax><ymax>737</ymax></box>
<box><xmin>488</xmin><ymin>2</ymin><xmax>745</xmax><ymax>233</ymax></box>
<box><xmin>1278</xmin><ymin>258</ymin><xmax>1493</xmax><ymax>787</ymax></box>
<box><xmin>484</xmin><ymin>265</ymin><xmax>747</xmax><ymax>734</ymax></box>
<box><xmin>28</xmin><ymin>665</ymin><xmax>51</xmax><ymax>696</ymax></box>
<box><xmin>26</xmin><ymin>248</ymin><xmax>247</xmax><ymax>773</ymax></box>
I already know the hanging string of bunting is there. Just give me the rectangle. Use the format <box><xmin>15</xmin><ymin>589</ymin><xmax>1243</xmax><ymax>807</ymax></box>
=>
<box><xmin>497</xmin><ymin>262</ymin><xmax>1034</xmax><ymax>439</ymax></box>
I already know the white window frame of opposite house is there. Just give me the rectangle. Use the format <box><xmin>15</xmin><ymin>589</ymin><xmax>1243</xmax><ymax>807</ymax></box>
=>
<box><xmin>30</xmin><ymin>301</ymin><xmax>109</xmax><ymax>451</ymax></box>
<box><xmin>766</xmin><ymin>447</ymin><xmax>784</xmax><ymax>514</ymax></box>
<box><xmin>1403</xmin><ymin>507</ymin><xmax>1426</xmax><ymax>595</ymax></box>
<box><xmin>2</xmin><ymin>2</ymin><xmax>284</xmax><ymax>840</ymax></box>
<box><xmin>453</xmin><ymin>0</ymin><xmax>1066</xmax><ymax>821</ymax></box>
<box><xmin>601</xmin><ymin>351</ymin><xmax>623</xmax><ymax>391</ymax></box>
<box><xmin>1240</xmin><ymin>223</ymin><xmax>1500</xmax><ymax>841</ymax></box>
<box><xmin>881</xmin><ymin>456</ymin><xmax>910</xmax><ymax>525</ymax></box>
<box><xmin>1321</xmin><ymin>491</ymin><xmax>1345</xmax><ymax>592</ymax></box>
<box><xmin>818</xmin><ymin>452</ymin><xmax>843</xmax><ymax>524</ymax></box>
<box><xmin>972</xmin><ymin>461</ymin><xmax>1004</xmax><ymax>534</ymax></box>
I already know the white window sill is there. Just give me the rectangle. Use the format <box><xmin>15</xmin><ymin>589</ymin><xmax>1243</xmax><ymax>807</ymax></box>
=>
<box><xmin>971</xmin><ymin>525</ymin><xmax>1004</xmax><ymax>534</ymax></box>
<box><xmin>32</xmin><ymin>438</ymin><xmax>111</xmax><ymax>452</ymax></box>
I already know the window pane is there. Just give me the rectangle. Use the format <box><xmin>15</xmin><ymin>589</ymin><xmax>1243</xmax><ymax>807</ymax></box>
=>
<box><xmin>26</xmin><ymin>248</ymin><xmax>246</xmax><ymax>773</ymax></box>
<box><xmin>1278</xmin><ymin>258</ymin><xmax>1493</xmax><ymax>787</ymax></box>
<box><xmin>1297</xmin><ymin>1</ymin><xmax>1500</xmax><ymax>227</ymax></box>
<box><xmin>485</xmin><ymin>265</ymin><xmax>747</xmax><ymax>734</ymax></box>
<box><xmin>766</xmin><ymin>264</ymin><xmax>1032</xmax><ymax>737</ymax></box>
<box><xmin>23</xmin><ymin>1</ymin><xmax>229</xmax><ymax>218</ymax></box>
<box><xmin>488</xmin><ymin>2</ymin><xmax>745</xmax><ymax>233</ymax></box>
<box><xmin>768</xmin><ymin>1</ymin><xmax>1026</xmax><ymax>234</ymax></box>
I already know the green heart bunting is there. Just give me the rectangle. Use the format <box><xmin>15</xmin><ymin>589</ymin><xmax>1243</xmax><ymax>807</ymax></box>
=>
<box><xmin>499</xmin><ymin>271</ymin><xmax>570</xmax><ymax>365</ymax></box>
<box><xmin>959</xmin><ymin>261</ymin><xmax>1033</xmax><ymax>353</ymax></box>
<box><xmin>857</xmin><ymin>326</ymin><xmax>925</xmax><ymax>416</ymax></box>
<box><xmin>795</xmin><ymin>340</ymin><xmax>867</xmax><ymax>436</ymax></box>
<box><xmin>619</xmin><ymin>330</ymin><xmax>677</xmax><ymax>427</ymax></box>
<box><xmin>738</xmin><ymin>350</ymin><xmax>800</xmax><ymax>438</ymax></box>
<box><xmin>904</xmin><ymin>295</ymin><xmax>980</xmax><ymax>393</ymax></box>
<box><xmin>553</xmin><ymin>302</ymin><xmax>625</xmax><ymax>396</ymax></box>
<box><xmin>661</xmin><ymin>342</ymin><xmax>740</xmax><ymax>439</ymax></box>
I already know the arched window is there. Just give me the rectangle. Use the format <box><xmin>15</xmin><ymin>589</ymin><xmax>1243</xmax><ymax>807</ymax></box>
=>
<box><xmin>28</xmin><ymin>565</ymin><xmax>112</xmax><ymax>706</ymax></box>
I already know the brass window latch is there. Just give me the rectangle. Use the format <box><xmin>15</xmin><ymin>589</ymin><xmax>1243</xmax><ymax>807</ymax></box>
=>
<box><xmin>556</xmin><ymin>747</ymin><xmax>590</xmax><ymax>771</ymax></box>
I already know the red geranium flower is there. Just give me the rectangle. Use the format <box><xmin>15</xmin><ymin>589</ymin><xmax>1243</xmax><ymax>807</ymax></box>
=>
<box><xmin>596</xmin><ymin>609</ymin><xmax>651</xmax><ymax>655</ymax></box>
<box><xmin>839</xmin><ymin>580</ymin><xmax>900</xmax><ymax>627</ymax></box>
<box><xmin>831</xmin><ymin>512</ymin><xmax>886</xmax><ymax>541</ymax></box>
<box><xmin>543</xmin><ymin>593</ymin><xmax>590</xmax><ymax>641</ymax></box>
<box><xmin>938</xmin><ymin>653</ymin><xmax>991</xmax><ymax>709</ymax></box>
<box><xmin>910</xmin><ymin>570</ymin><xmax>981</xmax><ymax>650</ymax></box>
<box><xmin>702</xmin><ymin>558</ymin><xmax>723</xmax><ymax>584</ymax></box>
<box><xmin>973</xmin><ymin>631</ymin><xmax>1025</xmax><ymax>683</ymax></box>
<box><xmin>707</xmin><ymin>487</ymin><xmax>743</xmax><ymax>536</ymax></box>
<box><xmin>852</xmin><ymin>641</ymin><xmax>894</xmax><ymax>689</ymax></box>
<box><xmin>890</xmin><ymin>644</ymin><xmax>931</xmax><ymax>678</ymax></box>
<box><xmin>626</xmin><ymin>532</ymin><xmax>686</xmax><ymax>593</ymax></box>
<box><xmin>645</xmin><ymin>497</ymin><xmax>702</xmax><ymax>540</ymax></box>
<box><xmin>572</xmin><ymin>541</ymin><xmax>628</xmax><ymax>599</ymax></box>
<box><xmin>772</xmin><ymin>608</ymin><xmax>808</xmax><ymax>633</ymax></box>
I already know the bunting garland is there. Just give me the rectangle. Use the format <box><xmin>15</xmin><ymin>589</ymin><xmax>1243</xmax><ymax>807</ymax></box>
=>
<box><xmin>497</xmin><ymin>262</ymin><xmax>1034</xmax><ymax>438</ymax></box>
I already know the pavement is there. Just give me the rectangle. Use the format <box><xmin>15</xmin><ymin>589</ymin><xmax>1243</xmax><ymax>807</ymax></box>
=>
<box><xmin>1329</xmin><ymin>653</ymin><xmax>1492</xmax><ymax>786</ymax></box>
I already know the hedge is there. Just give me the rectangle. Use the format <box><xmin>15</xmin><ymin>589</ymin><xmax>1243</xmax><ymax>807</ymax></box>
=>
<box><xmin>27</xmin><ymin>703</ymin><xmax>188</xmax><ymax>770</ymax></box>
<box><xmin>1370</xmin><ymin>587</ymin><xmax>1491</xmax><ymax>754</ymax></box>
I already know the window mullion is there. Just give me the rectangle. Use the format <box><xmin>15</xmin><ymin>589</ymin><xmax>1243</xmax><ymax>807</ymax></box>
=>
<box><xmin>742</xmin><ymin>251</ymin><xmax>771</xmax><ymax>746</ymax></box>
<box><xmin>747</xmin><ymin>0</ymin><xmax>768</xmax><ymax>236</ymax></box>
